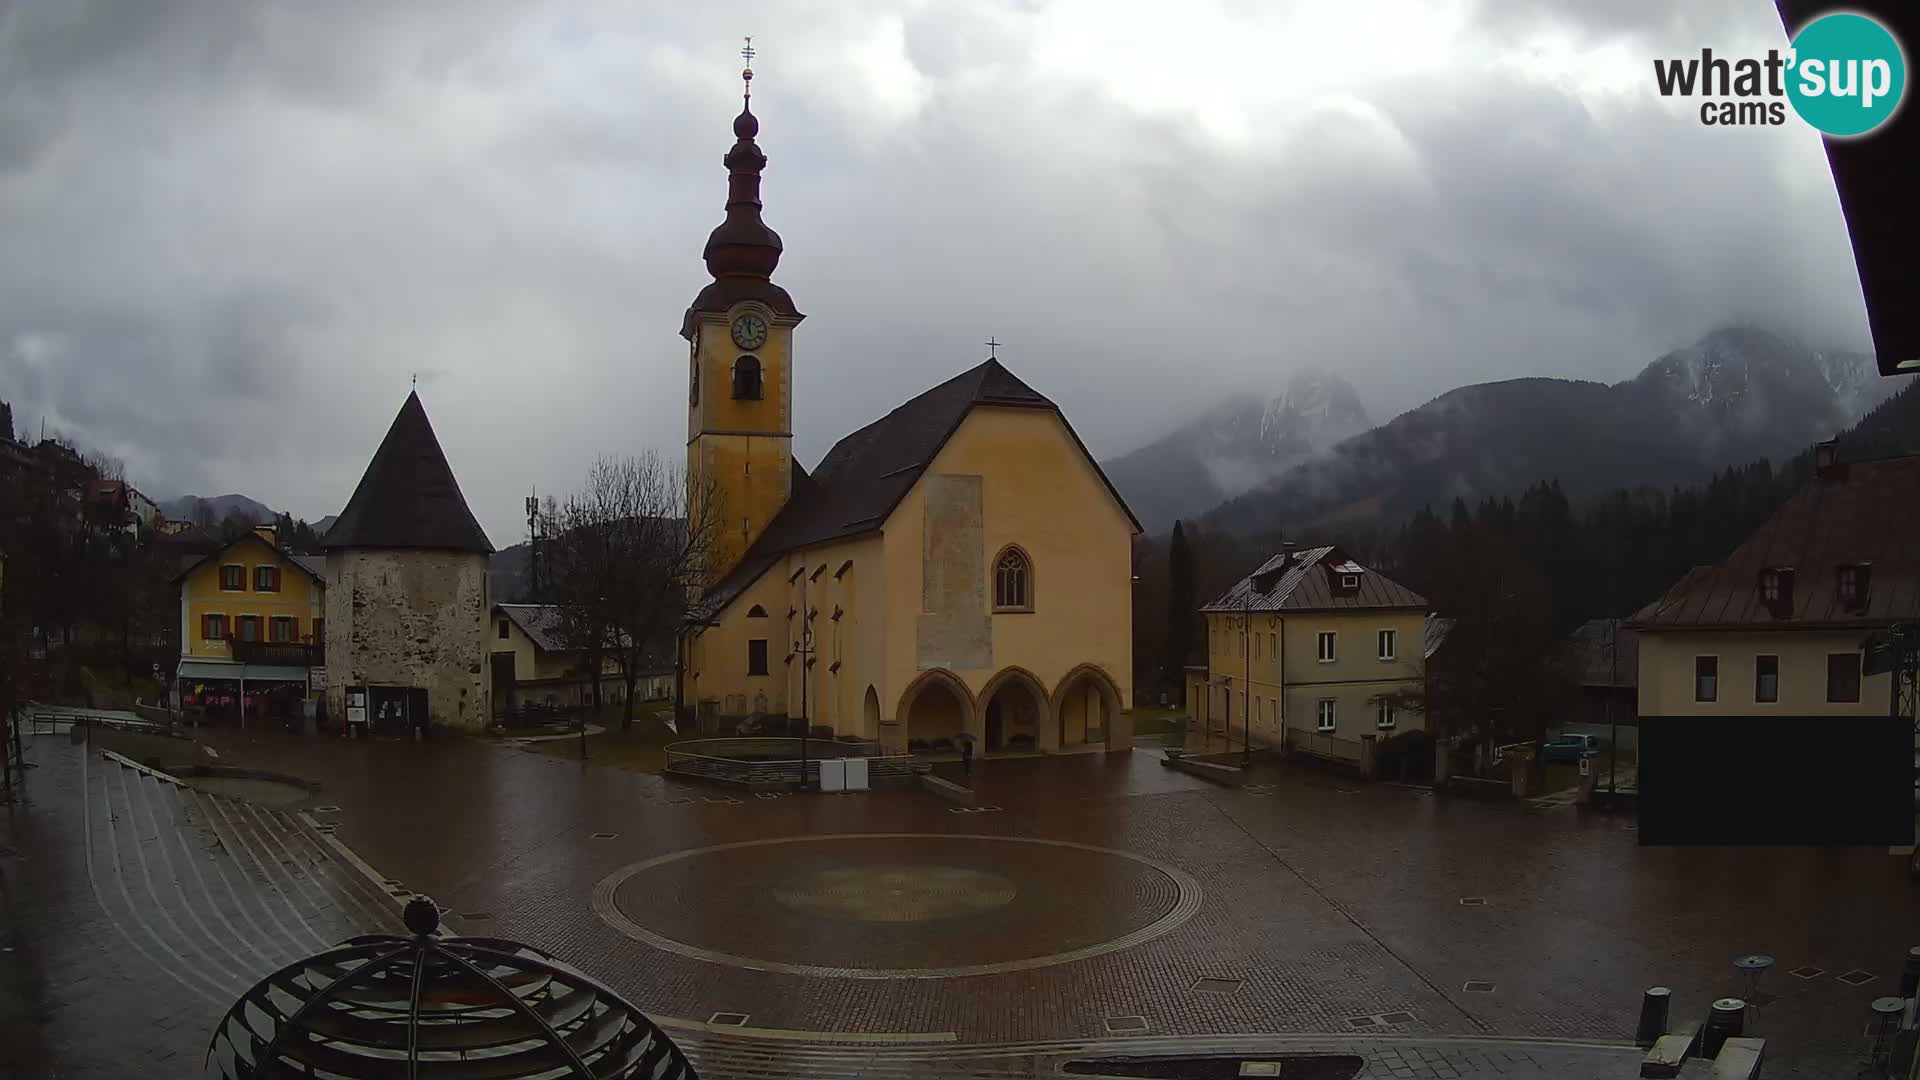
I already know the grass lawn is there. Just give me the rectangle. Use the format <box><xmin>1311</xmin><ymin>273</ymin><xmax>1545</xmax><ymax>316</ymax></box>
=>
<box><xmin>1130</xmin><ymin>705</ymin><xmax>1187</xmax><ymax>739</ymax></box>
<box><xmin>520</xmin><ymin>704</ymin><xmax>681</xmax><ymax>772</ymax></box>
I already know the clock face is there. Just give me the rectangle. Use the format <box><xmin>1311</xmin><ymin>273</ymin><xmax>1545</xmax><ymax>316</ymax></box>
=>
<box><xmin>731</xmin><ymin>313</ymin><xmax>769</xmax><ymax>350</ymax></box>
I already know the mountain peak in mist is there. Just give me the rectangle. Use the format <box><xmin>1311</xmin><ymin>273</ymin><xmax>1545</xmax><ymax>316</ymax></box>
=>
<box><xmin>1102</xmin><ymin>367</ymin><xmax>1372</xmax><ymax>531</ymax></box>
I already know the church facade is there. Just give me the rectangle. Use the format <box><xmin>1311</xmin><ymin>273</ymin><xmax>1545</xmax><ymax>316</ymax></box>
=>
<box><xmin>679</xmin><ymin>77</ymin><xmax>1140</xmax><ymax>755</ymax></box>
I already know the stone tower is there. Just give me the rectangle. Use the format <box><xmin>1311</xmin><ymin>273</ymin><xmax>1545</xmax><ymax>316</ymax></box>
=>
<box><xmin>321</xmin><ymin>391</ymin><xmax>494</xmax><ymax>732</ymax></box>
<box><xmin>684</xmin><ymin>55</ymin><xmax>805</xmax><ymax>578</ymax></box>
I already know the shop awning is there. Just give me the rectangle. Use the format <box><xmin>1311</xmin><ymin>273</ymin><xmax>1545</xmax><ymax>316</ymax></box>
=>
<box><xmin>176</xmin><ymin>660</ymin><xmax>312</xmax><ymax>684</ymax></box>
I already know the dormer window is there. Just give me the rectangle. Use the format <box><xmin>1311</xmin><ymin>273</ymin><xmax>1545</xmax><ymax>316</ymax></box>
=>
<box><xmin>1341</xmin><ymin>574</ymin><xmax>1360</xmax><ymax>590</ymax></box>
<box><xmin>1758</xmin><ymin>567</ymin><xmax>1795</xmax><ymax>616</ymax></box>
<box><xmin>1836</xmin><ymin>563</ymin><xmax>1871</xmax><ymax>611</ymax></box>
<box><xmin>731</xmin><ymin>355</ymin><xmax>763</xmax><ymax>400</ymax></box>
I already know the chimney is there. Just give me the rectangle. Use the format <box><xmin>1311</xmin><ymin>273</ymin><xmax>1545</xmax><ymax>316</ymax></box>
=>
<box><xmin>253</xmin><ymin>524</ymin><xmax>277</xmax><ymax>548</ymax></box>
<box><xmin>1813</xmin><ymin>437</ymin><xmax>1843</xmax><ymax>482</ymax></box>
<box><xmin>1279</xmin><ymin>540</ymin><xmax>1297</xmax><ymax>568</ymax></box>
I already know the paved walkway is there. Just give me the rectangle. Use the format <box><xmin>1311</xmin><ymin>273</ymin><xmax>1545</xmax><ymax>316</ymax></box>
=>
<box><xmin>2</xmin><ymin>730</ymin><xmax>1911</xmax><ymax>1078</ymax></box>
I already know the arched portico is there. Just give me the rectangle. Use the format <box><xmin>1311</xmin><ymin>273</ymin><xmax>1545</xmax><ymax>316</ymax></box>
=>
<box><xmin>979</xmin><ymin>666</ymin><xmax>1051</xmax><ymax>753</ymax></box>
<box><xmin>1051</xmin><ymin>664</ymin><xmax>1126</xmax><ymax>750</ymax></box>
<box><xmin>898</xmin><ymin>668</ymin><xmax>977</xmax><ymax>752</ymax></box>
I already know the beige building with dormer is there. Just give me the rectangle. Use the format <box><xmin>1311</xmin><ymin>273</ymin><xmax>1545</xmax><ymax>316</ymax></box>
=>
<box><xmin>676</xmin><ymin>73</ymin><xmax>1140</xmax><ymax>755</ymax></box>
<box><xmin>1190</xmin><ymin>546</ymin><xmax>1429</xmax><ymax>763</ymax></box>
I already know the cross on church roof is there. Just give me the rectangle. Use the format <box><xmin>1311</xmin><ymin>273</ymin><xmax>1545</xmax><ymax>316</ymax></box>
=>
<box><xmin>985</xmin><ymin>337</ymin><xmax>1002</xmax><ymax>360</ymax></box>
<box><xmin>741</xmin><ymin>36</ymin><xmax>755</xmax><ymax>98</ymax></box>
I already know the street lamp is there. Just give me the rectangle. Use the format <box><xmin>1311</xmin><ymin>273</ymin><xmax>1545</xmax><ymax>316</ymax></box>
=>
<box><xmin>792</xmin><ymin>566</ymin><xmax>816</xmax><ymax>789</ymax></box>
<box><xmin>1242</xmin><ymin>584</ymin><xmax>1254</xmax><ymax>769</ymax></box>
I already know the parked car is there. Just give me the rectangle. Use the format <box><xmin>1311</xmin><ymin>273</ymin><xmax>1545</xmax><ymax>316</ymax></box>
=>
<box><xmin>1541</xmin><ymin>734</ymin><xmax>1601</xmax><ymax>764</ymax></box>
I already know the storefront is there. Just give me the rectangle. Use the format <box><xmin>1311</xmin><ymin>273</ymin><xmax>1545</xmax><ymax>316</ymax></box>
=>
<box><xmin>176</xmin><ymin>660</ymin><xmax>314</xmax><ymax>728</ymax></box>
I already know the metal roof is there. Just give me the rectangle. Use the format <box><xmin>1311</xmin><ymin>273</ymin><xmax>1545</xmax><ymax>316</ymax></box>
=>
<box><xmin>1201</xmin><ymin>546</ymin><xmax>1427</xmax><ymax>614</ymax></box>
<box><xmin>1629</xmin><ymin>453</ymin><xmax>1920</xmax><ymax>630</ymax></box>
<box><xmin>1566</xmin><ymin>618</ymin><xmax>1638</xmax><ymax>688</ymax></box>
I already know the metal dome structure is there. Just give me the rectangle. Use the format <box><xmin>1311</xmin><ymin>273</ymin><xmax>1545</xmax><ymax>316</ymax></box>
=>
<box><xmin>206</xmin><ymin>898</ymin><xmax>696</xmax><ymax>1079</ymax></box>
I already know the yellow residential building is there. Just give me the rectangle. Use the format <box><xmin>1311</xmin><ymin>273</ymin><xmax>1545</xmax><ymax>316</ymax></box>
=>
<box><xmin>677</xmin><ymin>80</ymin><xmax>1140</xmax><ymax>755</ymax></box>
<box><xmin>490</xmin><ymin>603</ymin><xmax>671</xmax><ymax>715</ymax></box>
<box><xmin>1190</xmin><ymin>546</ymin><xmax>1430</xmax><ymax>764</ymax></box>
<box><xmin>172</xmin><ymin>525</ymin><xmax>326</xmax><ymax>723</ymax></box>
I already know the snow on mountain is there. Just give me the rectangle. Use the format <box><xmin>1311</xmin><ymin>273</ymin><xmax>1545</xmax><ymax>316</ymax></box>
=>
<box><xmin>1101</xmin><ymin>368</ymin><xmax>1372</xmax><ymax>532</ymax></box>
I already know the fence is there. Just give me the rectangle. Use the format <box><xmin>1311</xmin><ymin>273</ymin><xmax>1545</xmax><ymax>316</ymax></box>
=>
<box><xmin>26</xmin><ymin>708</ymin><xmax>175</xmax><ymax>738</ymax></box>
<box><xmin>1291</xmin><ymin>729</ymin><xmax>1363</xmax><ymax>763</ymax></box>
<box><xmin>662</xmin><ymin>737</ymin><xmax>917</xmax><ymax>788</ymax></box>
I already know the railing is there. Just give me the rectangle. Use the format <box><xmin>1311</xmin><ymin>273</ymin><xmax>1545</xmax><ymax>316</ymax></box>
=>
<box><xmin>663</xmin><ymin>736</ymin><xmax>916</xmax><ymax>788</ymax></box>
<box><xmin>26</xmin><ymin>708</ymin><xmax>174</xmax><ymax>738</ymax></box>
<box><xmin>1292</xmin><ymin>729</ymin><xmax>1363</xmax><ymax>762</ymax></box>
<box><xmin>229</xmin><ymin>641</ymin><xmax>323</xmax><ymax>667</ymax></box>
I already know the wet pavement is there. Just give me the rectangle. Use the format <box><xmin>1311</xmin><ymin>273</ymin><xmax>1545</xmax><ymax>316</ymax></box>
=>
<box><xmin>0</xmin><ymin>728</ymin><xmax>1912</xmax><ymax>1079</ymax></box>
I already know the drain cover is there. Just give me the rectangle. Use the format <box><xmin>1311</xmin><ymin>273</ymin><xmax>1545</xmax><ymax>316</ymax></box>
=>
<box><xmin>1344</xmin><ymin>1015</ymin><xmax>1380</xmax><ymax>1029</ymax></box>
<box><xmin>707</xmin><ymin>1012</ymin><xmax>750</xmax><ymax>1026</ymax></box>
<box><xmin>1837</xmin><ymin>969</ymin><xmax>1876</xmax><ymax>987</ymax></box>
<box><xmin>1103</xmin><ymin>1015</ymin><xmax>1149</xmax><ymax>1034</ymax></box>
<box><xmin>1789</xmin><ymin>965</ymin><xmax>1826</xmax><ymax>979</ymax></box>
<box><xmin>1378</xmin><ymin>1011</ymin><xmax>1416</xmax><ymax>1024</ymax></box>
<box><xmin>1458</xmin><ymin>897</ymin><xmax>1487</xmax><ymax>906</ymax></box>
<box><xmin>1190</xmin><ymin>977</ymin><xmax>1245</xmax><ymax>994</ymax></box>
<box><xmin>590</xmin><ymin>832</ymin><xmax>619</xmax><ymax>840</ymax></box>
<box><xmin>1462</xmin><ymin>981</ymin><xmax>1496</xmax><ymax>993</ymax></box>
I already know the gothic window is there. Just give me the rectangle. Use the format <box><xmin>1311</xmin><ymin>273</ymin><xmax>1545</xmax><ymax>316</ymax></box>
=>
<box><xmin>732</xmin><ymin>355</ymin><xmax>763</xmax><ymax>400</ymax></box>
<box><xmin>993</xmin><ymin>546</ymin><xmax>1032</xmax><ymax>611</ymax></box>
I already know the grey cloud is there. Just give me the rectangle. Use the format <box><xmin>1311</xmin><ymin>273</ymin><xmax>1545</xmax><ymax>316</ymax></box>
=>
<box><xmin>0</xmin><ymin>0</ymin><xmax>1878</xmax><ymax>542</ymax></box>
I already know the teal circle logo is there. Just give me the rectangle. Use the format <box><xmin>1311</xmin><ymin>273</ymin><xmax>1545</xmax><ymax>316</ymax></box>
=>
<box><xmin>1786</xmin><ymin>12</ymin><xmax>1907</xmax><ymax>137</ymax></box>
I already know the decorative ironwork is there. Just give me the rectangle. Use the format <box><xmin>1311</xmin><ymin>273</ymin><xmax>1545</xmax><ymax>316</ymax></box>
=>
<box><xmin>206</xmin><ymin>898</ymin><xmax>696</xmax><ymax>1079</ymax></box>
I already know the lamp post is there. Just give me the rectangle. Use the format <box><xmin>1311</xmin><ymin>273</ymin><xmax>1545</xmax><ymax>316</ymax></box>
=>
<box><xmin>1242</xmin><ymin>585</ymin><xmax>1254</xmax><ymax>769</ymax></box>
<box><xmin>794</xmin><ymin>568</ymin><xmax>814</xmax><ymax>788</ymax></box>
<box><xmin>1606</xmin><ymin>619</ymin><xmax>1618</xmax><ymax>800</ymax></box>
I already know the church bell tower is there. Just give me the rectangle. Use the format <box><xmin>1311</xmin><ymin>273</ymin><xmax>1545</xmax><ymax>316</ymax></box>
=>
<box><xmin>685</xmin><ymin>39</ymin><xmax>804</xmax><ymax>578</ymax></box>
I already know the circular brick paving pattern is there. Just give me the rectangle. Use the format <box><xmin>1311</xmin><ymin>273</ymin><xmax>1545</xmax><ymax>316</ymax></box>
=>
<box><xmin>593</xmin><ymin>833</ymin><xmax>1203</xmax><ymax>978</ymax></box>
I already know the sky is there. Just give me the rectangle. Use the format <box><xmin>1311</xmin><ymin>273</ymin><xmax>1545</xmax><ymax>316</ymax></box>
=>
<box><xmin>0</xmin><ymin>0</ymin><xmax>1874</xmax><ymax>545</ymax></box>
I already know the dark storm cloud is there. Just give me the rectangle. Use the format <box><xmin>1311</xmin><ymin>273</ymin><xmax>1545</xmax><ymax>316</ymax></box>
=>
<box><xmin>0</xmin><ymin>0</ymin><xmax>1876</xmax><ymax>543</ymax></box>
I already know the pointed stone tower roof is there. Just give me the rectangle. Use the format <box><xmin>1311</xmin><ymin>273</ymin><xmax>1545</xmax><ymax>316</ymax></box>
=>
<box><xmin>322</xmin><ymin>392</ymin><xmax>493</xmax><ymax>553</ymax></box>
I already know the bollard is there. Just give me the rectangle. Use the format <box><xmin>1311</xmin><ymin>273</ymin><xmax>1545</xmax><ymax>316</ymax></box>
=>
<box><xmin>1900</xmin><ymin>945</ymin><xmax>1920</xmax><ymax>999</ymax></box>
<box><xmin>1636</xmin><ymin>986</ymin><xmax>1672</xmax><ymax>1048</ymax></box>
<box><xmin>1701</xmin><ymin>998</ymin><xmax>1745</xmax><ymax>1060</ymax></box>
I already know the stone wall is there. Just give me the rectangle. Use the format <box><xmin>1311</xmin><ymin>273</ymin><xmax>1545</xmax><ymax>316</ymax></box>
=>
<box><xmin>324</xmin><ymin>549</ymin><xmax>489</xmax><ymax>732</ymax></box>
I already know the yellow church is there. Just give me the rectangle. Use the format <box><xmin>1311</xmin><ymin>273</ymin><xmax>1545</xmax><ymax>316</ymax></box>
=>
<box><xmin>677</xmin><ymin>68</ymin><xmax>1140</xmax><ymax>756</ymax></box>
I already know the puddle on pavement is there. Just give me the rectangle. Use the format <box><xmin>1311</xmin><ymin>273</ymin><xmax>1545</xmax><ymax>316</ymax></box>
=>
<box><xmin>183</xmin><ymin>776</ymin><xmax>310</xmax><ymax>807</ymax></box>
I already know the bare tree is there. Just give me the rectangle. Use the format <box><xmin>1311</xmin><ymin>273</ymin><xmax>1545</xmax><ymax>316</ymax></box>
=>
<box><xmin>541</xmin><ymin>454</ymin><xmax>719</xmax><ymax>731</ymax></box>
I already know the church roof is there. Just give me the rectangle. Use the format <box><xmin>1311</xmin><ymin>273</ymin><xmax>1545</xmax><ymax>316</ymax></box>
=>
<box><xmin>322</xmin><ymin>392</ymin><xmax>493</xmax><ymax>554</ymax></box>
<box><xmin>698</xmin><ymin>358</ymin><xmax>1141</xmax><ymax>616</ymax></box>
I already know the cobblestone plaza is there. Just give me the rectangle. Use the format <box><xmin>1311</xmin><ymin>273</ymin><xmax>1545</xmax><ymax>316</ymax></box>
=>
<box><xmin>1</xmin><ymin>732</ymin><xmax>1912</xmax><ymax>1078</ymax></box>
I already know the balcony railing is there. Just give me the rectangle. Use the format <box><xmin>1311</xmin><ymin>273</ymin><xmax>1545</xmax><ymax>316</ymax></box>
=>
<box><xmin>229</xmin><ymin>640</ymin><xmax>324</xmax><ymax>667</ymax></box>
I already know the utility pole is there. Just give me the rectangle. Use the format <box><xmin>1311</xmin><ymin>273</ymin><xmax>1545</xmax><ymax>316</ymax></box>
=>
<box><xmin>1607</xmin><ymin>620</ymin><xmax>1619</xmax><ymax>800</ymax></box>
<box><xmin>525</xmin><ymin>492</ymin><xmax>544</xmax><ymax>597</ymax></box>
<box><xmin>1243</xmin><ymin>587</ymin><xmax>1253</xmax><ymax>768</ymax></box>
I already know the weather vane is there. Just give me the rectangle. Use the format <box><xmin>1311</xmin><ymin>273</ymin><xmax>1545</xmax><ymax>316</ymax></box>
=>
<box><xmin>741</xmin><ymin>36</ymin><xmax>755</xmax><ymax>99</ymax></box>
<box><xmin>985</xmin><ymin>337</ymin><xmax>1002</xmax><ymax>360</ymax></box>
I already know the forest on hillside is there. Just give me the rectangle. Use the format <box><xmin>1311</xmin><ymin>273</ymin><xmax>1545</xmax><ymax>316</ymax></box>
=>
<box><xmin>1132</xmin><ymin>378</ymin><xmax>1920</xmax><ymax>736</ymax></box>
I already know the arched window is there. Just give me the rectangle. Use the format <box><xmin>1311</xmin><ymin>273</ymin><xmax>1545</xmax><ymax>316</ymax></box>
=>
<box><xmin>993</xmin><ymin>546</ymin><xmax>1032</xmax><ymax>611</ymax></box>
<box><xmin>732</xmin><ymin>355</ymin><xmax>763</xmax><ymax>400</ymax></box>
<box><xmin>746</xmin><ymin>604</ymin><xmax>768</xmax><ymax>618</ymax></box>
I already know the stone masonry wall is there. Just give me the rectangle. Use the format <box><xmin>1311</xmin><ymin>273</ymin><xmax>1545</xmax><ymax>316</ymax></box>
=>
<box><xmin>324</xmin><ymin>549</ymin><xmax>489</xmax><ymax>732</ymax></box>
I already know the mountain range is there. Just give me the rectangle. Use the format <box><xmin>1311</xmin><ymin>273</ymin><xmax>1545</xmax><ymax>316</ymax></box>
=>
<box><xmin>157</xmin><ymin>493</ymin><xmax>278</xmax><ymax>528</ymax></box>
<box><xmin>1102</xmin><ymin>368</ymin><xmax>1372</xmax><ymax>532</ymax></box>
<box><xmin>1167</xmin><ymin>327</ymin><xmax>1896</xmax><ymax>540</ymax></box>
